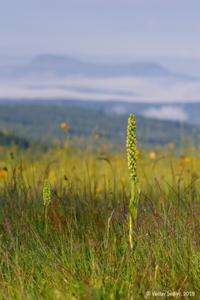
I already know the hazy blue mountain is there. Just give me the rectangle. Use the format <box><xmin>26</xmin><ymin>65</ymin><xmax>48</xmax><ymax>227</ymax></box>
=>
<box><xmin>0</xmin><ymin>54</ymin><xmax>193</xmax><ymax>79</ymax></box>
<box><xmin>29</xmin><ymin>54</ymin><xmax>170</xmax><ymax>77</ymax></box>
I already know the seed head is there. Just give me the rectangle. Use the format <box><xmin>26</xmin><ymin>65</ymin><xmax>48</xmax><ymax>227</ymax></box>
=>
<box><xmin>126</xmin><ymin>113</ymin><xmax>137</xmax><ymax>181</ymax></box>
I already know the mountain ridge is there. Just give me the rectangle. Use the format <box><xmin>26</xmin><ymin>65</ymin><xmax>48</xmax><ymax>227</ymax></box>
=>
<box><xmin>0</xmin><ymin>54</ymin><xmax>195</xmax><ymax>80</ymax></box>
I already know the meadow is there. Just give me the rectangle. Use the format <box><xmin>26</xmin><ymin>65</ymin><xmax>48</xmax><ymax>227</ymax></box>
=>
<box><xmin>0</xmin><ymin>138</ymin><xmax>199</xmax><ymax>299</ymax></box>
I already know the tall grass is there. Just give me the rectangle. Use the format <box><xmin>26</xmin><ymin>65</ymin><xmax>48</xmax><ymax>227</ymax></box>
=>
<box><xmin>0</xmin><ymin>144</ymin><xmax>199</xmax><ymax>299</ymax></box>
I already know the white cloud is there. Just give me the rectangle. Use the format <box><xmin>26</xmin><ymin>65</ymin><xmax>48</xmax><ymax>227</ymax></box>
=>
<box><xmin>143</xmin><ymin>106</ymin><xmax>188</xmax><ymax>122</ymax></box>
<box><xmin>110</xmin><ymin>104</ymin><xmax>128</xmax><ymax>115</ymax></box>
<box><xmin>1</xmin><ymin>75</ymin><xmax>200</xmax><ymax>103</ymax></box>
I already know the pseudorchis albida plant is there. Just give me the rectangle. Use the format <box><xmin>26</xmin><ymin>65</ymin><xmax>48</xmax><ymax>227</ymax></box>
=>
<box><xmin>126</xmin><ymin>113</ymin><xmax>137</xmax><ymax>249</ymax></box>
<box><xmin>43</xmin><ymin>179</ymin><xmax>52</xmax><ymax>234</ymax></box>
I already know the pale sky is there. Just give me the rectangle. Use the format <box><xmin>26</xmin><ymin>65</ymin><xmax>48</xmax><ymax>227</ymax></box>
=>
<box><xmin>0</xmin><ymin>0</ymin><xmax>200</xmax><ymax>62</ymax></box>
<box><xmin>1</xmin><ymin>0</ymin><xmax>200</xmax><ymax>103</ymax></box>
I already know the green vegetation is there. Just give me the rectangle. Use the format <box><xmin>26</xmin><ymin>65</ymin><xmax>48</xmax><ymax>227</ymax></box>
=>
<box><xmin>0</xmin><ymin>130</ymin><xmax>29</xmax><ymax>148</ymax></box>
<box><xmin>0</xmin><ymin>137</ymin><xmax>199</xmax><ymax>299</ymax></box>
<box><xmin>0</xmin><ymin>107</ymin><xmax>199</xmax><ymax>299</ymax></box>
<box><xmin>0</xmin><ymin>103</ymin><xmax>199</xmax><ymax>147</ymax></box>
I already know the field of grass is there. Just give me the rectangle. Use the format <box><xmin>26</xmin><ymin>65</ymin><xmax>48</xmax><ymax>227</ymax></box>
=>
<box><xmin>0</xmin><ymin>142</ymin><xmax>199</xmax><ymax>299</ymax></box>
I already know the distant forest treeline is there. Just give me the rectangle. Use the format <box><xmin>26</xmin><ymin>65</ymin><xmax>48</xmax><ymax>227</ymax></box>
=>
<box><xmin>0</xmin><ymin>103</ymin><xmax>199</xmax><ymax>148</ymax></box>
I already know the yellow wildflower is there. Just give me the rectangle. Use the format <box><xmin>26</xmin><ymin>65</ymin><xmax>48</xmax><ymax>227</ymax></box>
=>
<box><xmin>60</xmin><ymin>122</ymin><xmax>70</xmax><ymax>130</ymax></box>
<box><xmin>0</xmin><ymin>168</ymin><xmax>8</xmax><ymax>178</ymax></box>
<box><xmin>149</xmin><ymin>151</ymin><xmax>156</xmax><ymax>160</ymax></box>
<box><xmin>184</xmin><ymin>156</ymin><xmax>191</xmax><ymax>164</ymax></box>
<box><xmin>181</xmin><ymin>155</ymin><xmax>191</xmax><ymax>164</ymax></box>
<box><xmin>95</xmin><ymin>186</ymin><xmax>101</xmax><ymax>193</ymax></box>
